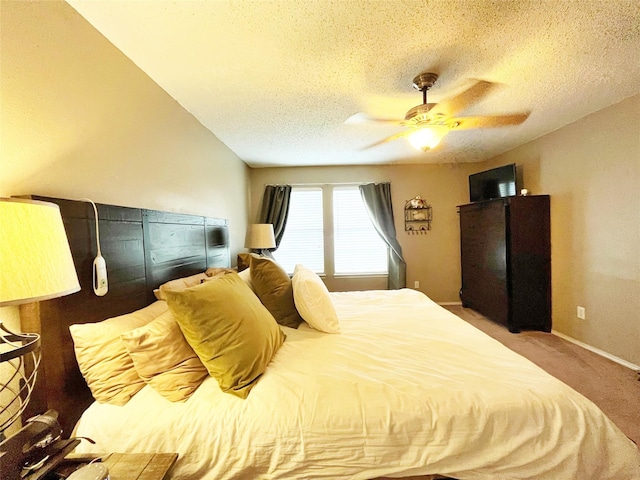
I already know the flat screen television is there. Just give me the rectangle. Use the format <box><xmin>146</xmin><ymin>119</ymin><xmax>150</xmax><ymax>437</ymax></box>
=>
<box><xmin>469</xmin><ymin>164</ymin><xmax>519</xmax><ymax>203</ymax></box>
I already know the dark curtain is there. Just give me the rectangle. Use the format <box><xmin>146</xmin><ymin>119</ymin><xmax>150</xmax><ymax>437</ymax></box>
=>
<box><xmin>359</xmin><ymin>182</ymin><xmax>406</xmax><ymax>289</ymax></box>
<box><xmin>258</xmin><ymin>185</ymin><xmax>292</xmax><ymax>254</ymax></box>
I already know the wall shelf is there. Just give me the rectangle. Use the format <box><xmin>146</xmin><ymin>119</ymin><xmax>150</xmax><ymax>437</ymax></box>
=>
<box><xmin>404</xmin><ymin>196</ymin><xmax>432</xmax><ymax>234</ymax></box>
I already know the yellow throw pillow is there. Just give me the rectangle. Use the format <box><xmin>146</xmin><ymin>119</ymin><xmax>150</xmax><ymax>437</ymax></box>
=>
<box><xmin>163</xmin><ymin>272</ymin><xmax>285</xmax><ymax>399</ymax></box>
<box><xmin>292</xmin><ymin>264</ymin><xmax>341</xmax><ymax>333</ymax></box>
<box><xmin>69</xmin><ymin>301</ymin><xmax>168</xmax><ymax>405</ymax></box>
<box><xmin>250</xmin><ymin>255</ymin><xmax>304</xmax><ymax>328</ymax></box>
<box><xmin>121</xmin><ymin>310</ymin><xmax>208</xmax><ymax>402</ymax></box>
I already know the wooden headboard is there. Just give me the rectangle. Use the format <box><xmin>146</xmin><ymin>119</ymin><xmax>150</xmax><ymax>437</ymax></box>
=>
<box><xmin>19</xmin><ymin>196</ymin><xmax>230</xmax><ymax>436</ymax></box>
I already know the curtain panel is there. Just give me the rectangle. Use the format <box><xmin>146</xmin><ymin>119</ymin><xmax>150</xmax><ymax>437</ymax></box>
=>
<box><xmin>258</xmin><ymin>185</ymin><xmax>292</xmax><ymax>254</ymax></box>
<box><xmin>359</xmin><ymin>182</ymin><xmax>407</xmax><ymax>289</ymax></box>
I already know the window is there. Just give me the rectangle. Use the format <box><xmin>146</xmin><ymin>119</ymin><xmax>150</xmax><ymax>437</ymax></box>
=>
<box><xmin>273</xmin><ymin>185</ymin><xmax>388</xmax><ymax>276</ymax></box>
<box><xmin>273</xmin><ymin>188</ymin><xmax>324</xmax><ymax>274</ymax></box>
<box><xmin>333</xmin><ymin>187</ymin><xmax>388</xmax><ymax>275</ymax></box>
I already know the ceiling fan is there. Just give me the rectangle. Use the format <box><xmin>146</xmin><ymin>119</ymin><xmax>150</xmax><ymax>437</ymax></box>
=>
<box><xmin>350</xmin><ymin>72</ymin><xmax>530</xmax><ymax>152</ymax></box>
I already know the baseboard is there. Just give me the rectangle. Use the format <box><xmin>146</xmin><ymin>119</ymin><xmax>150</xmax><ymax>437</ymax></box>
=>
<box><xmin>552</xmin><ymin>330</ymin><xmax>640</xmax><ymax>371</ymax></box>
<box><xmin>440</xmin><ymin>302</ymin><xmax>639</xmax><ymax>371</ymax></box>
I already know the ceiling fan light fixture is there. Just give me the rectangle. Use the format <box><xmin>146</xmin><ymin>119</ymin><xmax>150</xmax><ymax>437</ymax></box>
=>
<box><xmin>407</xmin><ymin>126</ymin><xmax>448</xmax><ymax>151</ymax></box>
<box><xmin>359</xmin><ymin>72</ymin><xmax>525</xmax><ymax>153</ymax></box>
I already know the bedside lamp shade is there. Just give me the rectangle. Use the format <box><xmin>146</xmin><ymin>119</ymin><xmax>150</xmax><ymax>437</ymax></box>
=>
<box><xmin>0</xmin><ymin>198</ymin><xmax>80</xmax><ymax>306</ymax></box>
<box><xmin>244</xmin><ymin>224</ymin><xmax>276</xmax><ymax>249</ymax></box>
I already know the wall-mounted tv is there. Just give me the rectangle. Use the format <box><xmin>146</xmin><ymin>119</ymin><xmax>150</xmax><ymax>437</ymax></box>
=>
<box><xmin>469</xmin><ymin>164</ymin><xmax>519</xmax><ymax>203</ymax></box>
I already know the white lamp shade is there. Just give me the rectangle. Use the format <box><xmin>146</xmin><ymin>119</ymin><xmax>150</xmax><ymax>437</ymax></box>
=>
<box><xmin>0</xmin><ymin>198</ymin><xmax>81</xmax><ymax>306</ymax></box>
<box><xmin>244</xmin><ymin>224</ymin><xmax>276</xmax><ymax>249</ymax></box>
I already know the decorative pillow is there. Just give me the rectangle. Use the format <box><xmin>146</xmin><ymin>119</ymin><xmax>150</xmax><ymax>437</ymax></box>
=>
<box><xmin>121</xmin><ymin>310</ymin><xmax>208</xmax><ymax>402</ymax></box>
<box><xmin>237</xmin><ymin>253</ymin><xmax>256</xmax><ymax>272</ymax></box>
<box><xmin>292</xmin><ymin>264</ymin><xmax>341</xmax><ymax>334</ymax></box>
<box><xmin>162</xmin><ymin>272</ymin><xmax>285</xmax><ymax>399</ymax></box>
<box><xmin>69</xmin><ymin>301</ymin><xmax>168</xmax><ymax>405</ymax></box>
<box><xmin>154</xmin><ymin>272</ymin><xmax>209</xmax><ymax>300</ymax></box>
<box><xmin>250</xmin><ymin>255</ymin><xmax>304</xmax><ymax>328</ymax></box>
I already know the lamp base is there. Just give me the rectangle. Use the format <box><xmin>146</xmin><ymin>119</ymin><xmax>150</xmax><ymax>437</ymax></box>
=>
<box><xmin>1</xmin><ymin>322</ymin><xmax>41</xmax><ymax>435</ymax></box>
<box><xmin>250</xmin><ymin>248</ymin><xmax>275</xmax><ymax>259</ymax></box>
<box><xmin>0</xmin><ymin>410</ymin><xmax>79</xmax><ymax>480</ymax></box>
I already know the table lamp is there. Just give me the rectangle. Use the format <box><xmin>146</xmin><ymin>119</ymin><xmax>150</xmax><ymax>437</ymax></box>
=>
<box><xmin>244</xmin><ymin>224</ymin><xmax>276</xmax><ymax>256</ymax></box>
<box><xmin>0</xmin><ymin>198</ymin><xmax>80</xmax><ymax>440</ymax></box>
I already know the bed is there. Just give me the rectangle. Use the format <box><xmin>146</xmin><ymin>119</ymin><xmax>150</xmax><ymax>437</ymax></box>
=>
<box><xmin>22</xmin><ymin>197</ymin><xmax>640</xmax><ymax>480</ymax></box>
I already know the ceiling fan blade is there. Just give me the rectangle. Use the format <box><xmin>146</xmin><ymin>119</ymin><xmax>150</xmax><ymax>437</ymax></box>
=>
<box><xmin>361</xmin><ymin>129</ymin><xmax>413</xmax><ymax>149</ymax></box>
<box><xmin>448</xmin><ymin>113</ymin><xmax>530</xmax><ymax>130</ymax></box>
<box><xmin>428</xmin><ymin>80</ymin><xmax>496</xmax><ymax>118</ymax></box>
<box><xmin>344</xmin><ymin>112</ymin><xmax>402</xmax><ymax>125</ymax></box>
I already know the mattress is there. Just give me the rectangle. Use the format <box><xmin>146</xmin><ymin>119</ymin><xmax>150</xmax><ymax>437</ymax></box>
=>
<box><xmin>74</xmin><ymin>289</ymin><xmax>640</xmax><ymax>479</ymax></box>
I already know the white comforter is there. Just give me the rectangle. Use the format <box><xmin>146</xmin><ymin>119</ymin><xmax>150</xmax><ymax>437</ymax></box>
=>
<box><xmin>75</xmin><ymin>289</ymin><xmax>640</xmax><ymax>479</ymax></box>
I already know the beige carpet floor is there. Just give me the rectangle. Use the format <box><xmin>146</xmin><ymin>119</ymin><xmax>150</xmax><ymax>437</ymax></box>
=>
<box><xmin>444</xmin><ymin>305</ymin><xmax>640</xmax><ymax>446</ymax></box>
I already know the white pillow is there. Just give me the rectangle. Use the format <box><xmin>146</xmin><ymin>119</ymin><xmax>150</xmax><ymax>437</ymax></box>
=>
<box><xmin>291</xmin><ymin>264</ymin><xmax>340</xmax><ymax>333</ymax></box>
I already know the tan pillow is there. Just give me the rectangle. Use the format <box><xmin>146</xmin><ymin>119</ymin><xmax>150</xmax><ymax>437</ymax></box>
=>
<box><xmin>292</xmin><ymin>264</ymin><xmax>341</xmax><ymax>333</ymax></box>
<box><xmin>69</xmin><ymin>301</ymin><xmax>168</xmax><ymax>405</ymax></box>
<box><xmin>205</xmin><ymin>267</ymin><xmax>237</xmax><ymax>277</ymax></box>
<box><xmin>163</xmin><ymin>272</ymin><xmax>285</xmax><ymax>399</ymax></box>
<box><xmin>250</xmin><ymin>255</ymin><xmax>304</xmax><ymax>328</ymax></box>
<box><xmin>238</xmin><ymin>268</ymin><xmax>254</xmax><ymax>291</ymax></box>
<box><xmin>121</xmin><ymin>310</ymin><xmax>208</xmax><ymax>402</ymax></box>
<box><xmin>154</xmin><ymin>272</ymin><xmax>209</xmax><ymax>300</ymax></box>
<box><xmin>203</xmin><ymin>267</ymin><xmax>254</xmax><ymax>292</ymax></box>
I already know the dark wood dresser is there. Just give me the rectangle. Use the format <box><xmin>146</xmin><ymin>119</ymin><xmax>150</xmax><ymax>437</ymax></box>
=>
<box><xmin>458</xmin><ymin>195</ymin><xmax>551</xmax><ymax>332</ymax></box>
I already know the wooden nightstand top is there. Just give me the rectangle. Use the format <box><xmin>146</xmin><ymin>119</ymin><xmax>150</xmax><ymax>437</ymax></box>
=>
<box><xmin>103</xmin><ymin>453</ymin><xmax>178</xmax><ymax>480</ymax></box>
<box><xmin>58</xmin><ymin>453</ymin><xmax>177</xmax><ymax>480</ymax></box>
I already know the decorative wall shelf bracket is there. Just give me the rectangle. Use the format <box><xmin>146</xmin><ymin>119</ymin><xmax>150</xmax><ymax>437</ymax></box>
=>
<box><xmin>404</xmin><ymin>196</ymin><xmax>432</xmax><ymax>234</ymax></box>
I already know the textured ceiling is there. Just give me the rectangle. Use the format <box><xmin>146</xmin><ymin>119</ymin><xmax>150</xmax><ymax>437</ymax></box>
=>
<box><xmin>66</xmin><ymin>0</ymin><xmax>640</xmax><ymax>168</ymax></box>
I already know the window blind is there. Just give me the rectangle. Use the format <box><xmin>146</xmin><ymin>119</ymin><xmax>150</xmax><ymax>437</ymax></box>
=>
<box><xmin>273</xmin><ymin>188</ymin><xmax>324</xmax><ymax>274</ymax></box>
<box><xmin>333</xmin><ymin>187</ymin><xmax>388</xmax><ymax>275</ymax></box>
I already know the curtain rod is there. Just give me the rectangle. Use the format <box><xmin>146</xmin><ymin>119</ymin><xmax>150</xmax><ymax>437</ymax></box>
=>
<box><xmin>265</xmin><ymin>182</ymin><xmax>390</xmax><ymax>187</ymax></box>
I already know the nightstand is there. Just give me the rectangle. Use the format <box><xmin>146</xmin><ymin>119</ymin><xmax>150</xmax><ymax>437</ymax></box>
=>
<box><xmin>52</xmin><ymin>453</ymin><xmax>178</xmax><ymax>480</ymax></box>
<box><xmin>102</xmin><ymin>453</ymin><xmax>177</xmax><ymax>479</ymax></box>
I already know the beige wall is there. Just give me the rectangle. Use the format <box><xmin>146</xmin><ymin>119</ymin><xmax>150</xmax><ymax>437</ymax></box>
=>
<box><xmin>249</xmin><ymin>163</ymin><xmax>477</xmax><ymax>297</ymax></box>
<box><xmin>1</xmin><ymin>0</ymin><xmax>249</xmax><ymax>251</ymax></box>
<box><xmin>481</xmin><ymin>94</ymin><xmax>640</xmax><ymax>366</ymax></box>
<box><xmin>0</xmin><ymin>0</ymin><xmax>249</xmax><ymax>387</ymax></box>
